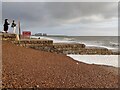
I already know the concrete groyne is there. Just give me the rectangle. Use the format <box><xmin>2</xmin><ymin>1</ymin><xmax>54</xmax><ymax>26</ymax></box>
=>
<box><xmin>17</xmin><ymin>39</ymin><xmax>53</xmax><ymax>46</ymax></box>
<box><xmin>16</xmin><ymin>40</ymin><xmax>118</xmax><ymax>55</ymax></box>
<box><xmin>1</xmin><ymin>33</ymin><xmax>119</xmax><ymax>55</ymax></box>
<box><xmin>1</xmin><ymin>33</ymin><xmax>17</xmax><ymax>41</ymax></box>
<box><xmin>29</xmin><ymin>43</ymin><xmax>117</xmax><ymax>55</ymax></box>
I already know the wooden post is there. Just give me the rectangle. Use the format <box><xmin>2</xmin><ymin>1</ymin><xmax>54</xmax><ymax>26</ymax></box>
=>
<box><xmin>18</xmin><ymin>20</ymin><xmax>21</xmax><ymax>40</ymax></box>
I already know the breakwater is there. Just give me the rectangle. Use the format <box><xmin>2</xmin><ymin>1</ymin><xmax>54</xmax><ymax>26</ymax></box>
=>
<box><xmin>14</xmin><ymin>40</ymin><xmax>119</xmax><ymax>55</ymax></box>
<box><xmin>1</xmin><ymin>33</ymin><xmax>17</xmax><ymax>41</ymax></box>
<box><xmin>1</xmin><ymin>33</ymin><xmax>119</xmax><ymax>55</ymax></box>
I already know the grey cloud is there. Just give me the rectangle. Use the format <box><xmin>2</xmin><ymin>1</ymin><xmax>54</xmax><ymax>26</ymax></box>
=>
<box><xmin>42</xmin><ymin>2</ymin><xmax>117</xmax><ymax>21</ymax></box>
<box><xmin>2</xmin><ymin>2</ymin><xmax>118</xmax><ymax>35</ymax></box>
<box><xmin>3</xmin><ymin>2</ymin><xmax>117</xmax><ymax>23</ymax></box>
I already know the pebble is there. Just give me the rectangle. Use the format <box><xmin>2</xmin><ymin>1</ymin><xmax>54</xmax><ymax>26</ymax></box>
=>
<box><xmin>76</xmin><ymin>62</ymin><xmax>79</xmax><ymax>65</ymax></box>
<box><xmin>2</xmin><ymin>41</ymin><xmax>118</xmax><ymax>88</ymax></box>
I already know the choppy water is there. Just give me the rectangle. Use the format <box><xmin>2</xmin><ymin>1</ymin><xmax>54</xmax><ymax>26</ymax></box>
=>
<box><xmin>31</xmin><ymin>35</ymin><xmax>119</xmax><ymax>67</ymax></box>
<box><xmin>31</xmin><ymin>36</ymin><xmax>119</xmax><ymax>51</ymax></box>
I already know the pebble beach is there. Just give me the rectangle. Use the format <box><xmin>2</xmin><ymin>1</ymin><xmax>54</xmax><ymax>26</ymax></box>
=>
<box><xmin>2</xmin><ymin>41</ymin><xmax>119</xmax><ymax>88</ymax></box>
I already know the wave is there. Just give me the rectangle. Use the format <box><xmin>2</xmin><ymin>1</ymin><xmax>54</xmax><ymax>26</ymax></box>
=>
<box><xmin>30</xmin><ymin>36</ymin><xmax>118</xmax><ymax>51</ymax></box>
<box><xmin>67</xmin><ymin>55</ymin><xmax>119</xmax><ymax>67</ymax></box>
<box><xmin>63</xmin><ymin>38</ymin><xmax>75</xmax><ymax>41</ymax></box>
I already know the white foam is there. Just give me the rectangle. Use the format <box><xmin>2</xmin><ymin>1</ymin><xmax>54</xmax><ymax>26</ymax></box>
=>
<box><xmin>31</xmin><ymin>36</ymin><xmax>76</xmax><ymax>43</ymax></box>
<box><xmin>86</xmin><ymin>45</ymin><xmax>117</xmax><ymax>50</ymax></box>
<box><xmin>67</xmin><ymin>55</ymin><xmax>119</xmax><ymax>67</ymax></box>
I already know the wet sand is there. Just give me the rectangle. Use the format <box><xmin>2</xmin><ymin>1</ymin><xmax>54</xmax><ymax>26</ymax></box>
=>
<box><xmin>2</xmin><ymin>41</ymin><xmax>119</xmax><ymax>88</ymax></box>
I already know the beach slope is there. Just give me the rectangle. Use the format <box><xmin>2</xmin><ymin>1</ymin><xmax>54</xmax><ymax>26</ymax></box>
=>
<box><xmin>2</xmin><ymin>41</ymin><xmax>118</xmax><ymax>88</ymax></box>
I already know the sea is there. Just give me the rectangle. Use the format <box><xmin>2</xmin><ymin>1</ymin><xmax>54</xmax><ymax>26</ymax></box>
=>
<box><xmin>31</xmin><ymin>36</ymin><xmax>119</xmax><ymax>51</ymax></box>
<box><xmin>30</xmin><ymin>35</ymin><xmax>119</xmax><ymax>67</ymax></box>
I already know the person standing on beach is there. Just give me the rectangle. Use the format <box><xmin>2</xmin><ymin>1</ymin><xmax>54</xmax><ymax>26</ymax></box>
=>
<box><xmin>11</xmin><ymin>20</ymin><xmax>17</xmax><ymax>34</ymax></box>
<box><xmin>3</xmin><ymin>19</ymin><xmax>10</xmax><ymax>33</ymax></box>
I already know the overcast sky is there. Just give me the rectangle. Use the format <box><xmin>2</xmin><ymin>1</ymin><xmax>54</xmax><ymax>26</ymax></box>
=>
<box><xmin>1</xmin><ymin>2</ymin><xmax>118</xmax><ymax>36</ymax></box>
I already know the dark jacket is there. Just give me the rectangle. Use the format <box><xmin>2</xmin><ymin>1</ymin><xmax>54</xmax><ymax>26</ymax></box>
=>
<box><xmin>4</xmin><ymin>20</ymin><xmax>10</xmax><ymax>31</ymax></box>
